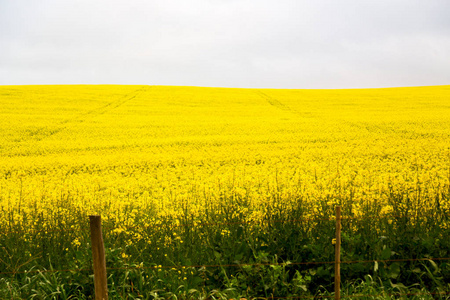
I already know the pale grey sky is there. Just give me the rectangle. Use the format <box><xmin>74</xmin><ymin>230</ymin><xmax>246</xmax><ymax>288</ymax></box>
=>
<box><xmin>1</xmin><ymin>0</ymin><xmax>450</xmax><ymax>88</ymax></box>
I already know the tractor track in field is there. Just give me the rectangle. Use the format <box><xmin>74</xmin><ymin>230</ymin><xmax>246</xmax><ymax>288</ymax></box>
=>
<box><xmin>254</xmin><ymin>90</ymin><xmax>312</xmax><ymax>118</ymax></box>
<box><xmin>19</xmin><ymin>86</ymin><xmax>149</xmax><ymax>143</ymax></box>
<box><xmin>67</xmin><ymin>86</ymin><xmax>149</xmax><ymax>122</ymax></box>
<box><xmin>255</xmin><ymin>90</ymin><xmax>292</xmax><ymax>112</ymax></box>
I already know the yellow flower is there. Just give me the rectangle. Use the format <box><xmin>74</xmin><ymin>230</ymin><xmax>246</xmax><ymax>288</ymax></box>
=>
<box><xmin>72</xmin><ymin>238</ymin><xmax>81</xmax><ymax>247</ymax></box>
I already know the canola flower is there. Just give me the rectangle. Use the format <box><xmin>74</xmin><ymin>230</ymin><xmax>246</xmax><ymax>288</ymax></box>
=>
<box><xmin>0</xmin><ymin>85</ymin><xmax>449</xmax><ymax>234</ymax></box>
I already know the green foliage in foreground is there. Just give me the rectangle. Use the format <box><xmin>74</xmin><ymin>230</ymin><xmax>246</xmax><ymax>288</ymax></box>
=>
<box><xmin>1</xmin><ymin>186</ymin><xmax>450</xmax><ymax>299</ymax></box>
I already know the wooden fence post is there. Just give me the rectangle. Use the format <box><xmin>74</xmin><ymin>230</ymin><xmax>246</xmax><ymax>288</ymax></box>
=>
<box><xmin>335</xmin><ymin>206</ymin><xmax>341</xmax><ymax>300</ymax></box>
<box><xmin>89</xmin><ymin>215</ymin><xmax>108</xmax><ymax>300</ymax></box>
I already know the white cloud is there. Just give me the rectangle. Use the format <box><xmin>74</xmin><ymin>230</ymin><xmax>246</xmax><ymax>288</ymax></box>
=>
<box><xmin>1</xmin><ymin>0</ymin><xmax>449</xmax><ymax>88</ymax></box>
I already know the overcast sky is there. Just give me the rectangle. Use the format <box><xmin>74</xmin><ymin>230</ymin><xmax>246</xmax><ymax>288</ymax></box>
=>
<box><xmin>1</xmin><ymin>0</ymin><xmax>450</xmax><ymax>88</ymax></box>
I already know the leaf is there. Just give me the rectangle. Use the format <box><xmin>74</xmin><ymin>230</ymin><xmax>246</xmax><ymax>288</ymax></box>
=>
<box><xmin>317</xmin><ymin>266</ymin><xmax>330</xmax><ymax>277</ymax></box>
<box><xmin>374</xmin><ymin>261</ymin><xmax>378</xmax><ymax>272</ymax></box>
<box><xmin>390</xmin><ymin>281</ymin><xmax>407</xmax><ymax>290</ymax></box>
<box><xmin>389</xmin><ymin>262</ymin><xmax>401</xmax><ymax>279</ymax></box>
<box><xmin>381</xmin><ymin>247</ymin><xmax>391</xmax><ymax>260</ymax></box>
<box><xmin>182</xmin><ymin>258</ymin><xmax>192</xmax><ymax>266</ymax></box>
<box><xmin>191</xmin><ymin>276</ymin><xmax>204</xmax><ymax>286</ymax></box>
<box><xmin>422</xmin><ymin>263</ymin><xmax>443</xmax><ymax>289</ymax></box>
<box><xmin>237</xmin><ymin>225</ymin><xmax>244</xmax><ymax>238</ymax></box>
<box><xmin>237</xmin><ymin>241</ymin><xmax>249</xmax><ymax>258</ymax></box>
<box><xmin>427</xmin><ymin>259</ymin><xmax>439</xmax><ymax>273</ymax></box>
<box><xmin>234</xmin><ymin>253</ymin><xmax>243</xmax><ymax>262</ymax></box>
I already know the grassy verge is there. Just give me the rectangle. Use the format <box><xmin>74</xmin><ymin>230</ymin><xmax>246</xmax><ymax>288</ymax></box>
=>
<box><xmin>1</xmin><ymin>185</ymin><xmax>450</xmax><ymax>299</ymax></box>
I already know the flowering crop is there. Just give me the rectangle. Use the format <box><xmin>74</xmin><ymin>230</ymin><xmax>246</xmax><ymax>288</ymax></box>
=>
<box><xmin>1</xmin><ymin>85</ymin><xmax>450</xmax><ymax>298</ymax></box>
<box><xmin>1</xmin><ymin>85</ymin><xmax>449</xmax><ymax>231</ymax></box>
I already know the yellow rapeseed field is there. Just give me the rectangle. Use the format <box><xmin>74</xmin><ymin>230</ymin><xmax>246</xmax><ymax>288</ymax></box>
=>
<box><xmin>1</xmin><ymin>85</ymin><xmax>449</xmax><ymax>232</ymax></box>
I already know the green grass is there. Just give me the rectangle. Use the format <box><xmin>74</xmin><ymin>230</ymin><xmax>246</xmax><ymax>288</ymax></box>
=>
<box><xmin>1</xmin><ymin>185</ymin><xmax>450</xmax><ymax>299</ymax></box>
